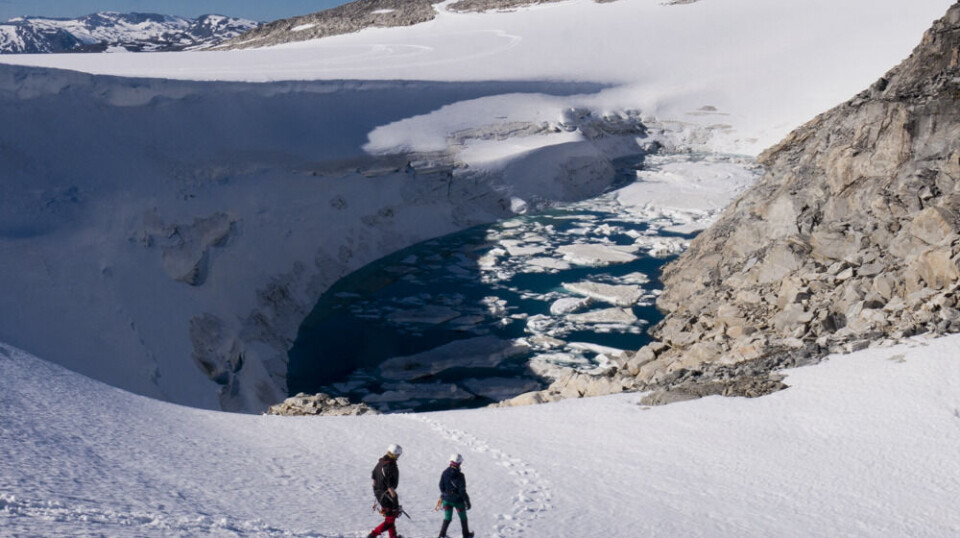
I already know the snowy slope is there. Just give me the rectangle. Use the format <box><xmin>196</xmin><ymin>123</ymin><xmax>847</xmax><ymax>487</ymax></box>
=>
<box><xmin>2</xmin><ymin>336</ymin><xmax>959</xmax><ymax>537</ymax></box>
<box><xmin>1</xmin><ymin>0</ymin><xmax>952</xmax><ymax>153</ymax></box>
<box><xmin>0</xmin><ymin>0</ymin><xmax>954</xmax><ymax>413</ymax></box>
<box><xmin>0</xmin><ymin>13</ymin><xmax>258</xmax><ymax>54</ymax></box>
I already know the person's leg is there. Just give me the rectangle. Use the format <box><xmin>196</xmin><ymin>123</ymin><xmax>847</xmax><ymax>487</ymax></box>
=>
<box><xmin>456</xmin><ymin>506</ymin><xmax>472</xmax><ymax>538</ymax></box>
<box><xmin>384</xmin><ymin>514</ymin><xmax>397</xmax><ymax>538</ymax></box>
<box><xmin>439</xmin><ymin>502</ymin><xmax>454</xmax><ymax>537</ymax></box>
<box><xmin>372</xmin><ymin>513</ymin><xmax>397</xmax><ymax>537</ymax></box>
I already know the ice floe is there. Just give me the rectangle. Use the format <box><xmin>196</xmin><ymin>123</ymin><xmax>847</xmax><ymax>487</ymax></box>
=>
<box><xmin>556</xmin><ymin>243</ymin><xmax>639</xmax><ymax>266</ymax></box>
<box><xmin>562</xmin><ymin>281</ymin><xmax>643</xmax><ymax>307</ymax></box>
<box><xmin>378</xmin><ymin>336</ymin><xmax>529</xmax><ymax>381</ymax></box>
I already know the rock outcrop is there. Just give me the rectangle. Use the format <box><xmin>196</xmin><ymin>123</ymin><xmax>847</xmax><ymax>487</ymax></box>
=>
<box><xmin>505</xmin><ymin>2</ymin><xmax>960</xmax><ymax>406</ymax></box>
<box><xmin>222</xmin><ymin>0</ymin><xmax>443</xmax><ymax>49</ymax></box>
<box><xmin>267</xmin><ymin>392</ymin><xmax>378</xmax><ymax>416</ymax></box>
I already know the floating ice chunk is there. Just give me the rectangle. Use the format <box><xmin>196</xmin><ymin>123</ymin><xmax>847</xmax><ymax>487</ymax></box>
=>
<box><xmin>567</xmin><ymin>341</ymin><xmax>629</xmax><ymax>359</ymax></box>
<box><xmin>386</xmin><ymin>305</ymin><xmax>460</xmax><ymax>325</ymax></box>
<box><xmin>378</xmin><ymin>336</ymin><xmax>529</xmax><ymax>381</ymax></box>
<box><xmin>594</xmin><ymin>223</ymin><xmax>620</xmax><ymax>236</ymax></box>
<box><xmin>557</xmin><ymin>243</ymin><xmax>639</xmax><ymax>266</ymax></box>
<box><xmin>501</xmin><ymin>240</ymin><xmax>548</xmax><ymax>257</ymax></box>
<box><xmin>523</xmin><ymin>234</ymin><xmax>549</xmax><ymax>243</ymax></box>
<box><xmin>633</xmin><ymin>235</ymin><xmax>688</xmax><ymax>258</ymax></box>
<box><xmin>478</xmin><ymin>247</ymin><xmax>507</xmax><ymax>268</ymax></box>
<box><xmin>617</xmin><ymin>272</ymin><xmax>651</xmax><ymax>285</ymax></box>
<box><xmin>363</xmin><ymin>382</ymin><xmax>474</xmax><ymax>403</ymax></box>
<box><xmin>525</xmin><ymin>314</ymin><xmax>554</xmax><ymax>335</ymax></box>
<box><xmin>550</xmin><ymin>296</ymin><xmax>594</xmax><ymax>315</ymax></box>
<box><xmin>528</xmin><ymin>353</ymin><xmax>590</xmax><ymax>380</ymax></box>
<box><xmin>562</xmin><ymin>281</ymin><xmax>643</xmax><ymax>307</ymax></box>
<box><xmin>525</xmin><ymin>257</ymin><xmax>571</xmax><ymax>271</ymax></box>
<box><xmin>461</xmin><ymin>377</ymin><xmax>542</xmax><ymax>401</ymax></box>
<box><xmin>481</xmin><ymin>296</ymin><xmax>508</xmax><ymax>317</ymax></box>
<box><xmin>567</xmin><ymin>307</ymin><xmax>637</xmax><ymax>324</ymax></box>
<box><xmin>525</xmin><ymin>334</ymin><xmax>566</xmax><ymax>349</ymax></box>
<box><xmin>510</xmin><ymin>197</ymin><xmax>528</xmax><ymax>214</ymax></box>
<box><xmin>401</xmin><ymin>255</ymin><xmax>418</xmax><ymax>265</ymax></box>
<box><xmin>449</xmin><ymin>315</ymin><xmax>486</xmax><ymax>327</ymax></box>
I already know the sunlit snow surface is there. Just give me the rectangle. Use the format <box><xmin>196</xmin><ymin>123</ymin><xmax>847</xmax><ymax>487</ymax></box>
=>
<box><xmin>2</xmin><ymin>336</ymin><xmax>959</xmax><ymax>537</ymax></box>
<box><xmin>1</xmin><ymin>4</ymin><xmax>959</xmax><ymax>534</ymax></box>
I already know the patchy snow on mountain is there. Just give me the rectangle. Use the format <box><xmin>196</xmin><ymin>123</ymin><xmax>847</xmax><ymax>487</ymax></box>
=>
<box><xmin>0</xmin><ymin>12</ymin><xmax>258</xmax><ymax>53</ymax></box>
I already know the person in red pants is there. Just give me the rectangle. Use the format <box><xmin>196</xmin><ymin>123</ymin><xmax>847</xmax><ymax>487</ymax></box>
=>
<box><xmin>369</xmin><ymin>444</ymin><xmax>403</xmax><ymax>538</ymax></box>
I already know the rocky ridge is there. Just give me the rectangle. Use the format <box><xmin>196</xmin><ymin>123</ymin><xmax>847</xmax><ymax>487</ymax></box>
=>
<box><xmin>502</xmin><ymin>2</ymin><xmax>960</xmax><ymax>406</ymax></box>
<box><xmin>222</xmin><ymin>0</ymin><xmax>626</xmax><ymax>50</ymax></box>
<box><xmin>221</xmin><ymin>0</ymin><xmax>443</xmax><ymax>50</ymax></box>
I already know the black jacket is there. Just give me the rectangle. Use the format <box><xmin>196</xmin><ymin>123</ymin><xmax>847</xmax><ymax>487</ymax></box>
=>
<box><xmin>372</xmin><ymin>456</ymin><xmax>400</xmax><ymax>508</ymax></box>
<box><xmin>439</xmin><ymin>465</ymin><xmax>470</xmax><ymax>506</ymax></box>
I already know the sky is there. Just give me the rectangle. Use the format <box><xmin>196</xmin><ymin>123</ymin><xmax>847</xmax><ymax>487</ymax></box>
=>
<box><xmin>0</xmin><ymin>0</ymin><xmax>353</xmax><ymax>22</ymax></box>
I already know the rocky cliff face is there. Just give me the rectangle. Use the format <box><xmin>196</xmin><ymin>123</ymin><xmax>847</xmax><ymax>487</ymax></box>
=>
<box><xmin>504</xmin><ymin>2</ymin><xmax>960</xmax><ymax>405</ymax></box>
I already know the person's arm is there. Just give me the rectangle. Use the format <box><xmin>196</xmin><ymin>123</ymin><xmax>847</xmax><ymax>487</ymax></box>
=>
<box><xmin>388</xmin><ymin>464</ymin><xmax>400</xmax><ymax>500</ymax></box>
<box><xmin>456</xmin><ymin>473</ymin><xmax>471</xmax><ymax>509</ymax></box>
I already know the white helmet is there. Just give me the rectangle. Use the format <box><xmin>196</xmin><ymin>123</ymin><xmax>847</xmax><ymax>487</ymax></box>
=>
<box><xmin>387</xmin><ymin>443</ymin><xmax>403</xmax><ymax>458</ymax></box>
<box><xmin>450</xmin><ymin>453</ymin><xmax>463</xmax><ymax>465</ymax></box>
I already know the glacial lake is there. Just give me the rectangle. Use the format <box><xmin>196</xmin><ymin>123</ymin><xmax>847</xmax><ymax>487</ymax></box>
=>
<box><xmin>287</xmin><ymin>195</ymin><xmax>693</xmax><ymax>412</ymax></box>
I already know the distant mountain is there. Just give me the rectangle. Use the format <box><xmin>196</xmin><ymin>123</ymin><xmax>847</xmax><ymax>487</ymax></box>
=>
<box><xmin>0</xmin><ymin>12</ymin><xmax>259</xmax><ymax>54</ymax></box>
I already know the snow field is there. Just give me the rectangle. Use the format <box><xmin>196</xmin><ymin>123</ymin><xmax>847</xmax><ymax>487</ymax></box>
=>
<box><xmin>2</xmin><ymin>334</ymin><xmax>960</xmax><ymax>536</ymax></box>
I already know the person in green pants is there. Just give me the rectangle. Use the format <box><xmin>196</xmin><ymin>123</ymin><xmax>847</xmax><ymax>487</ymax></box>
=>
<box><xmin>436</xmin><ymin>453</ymin><xmax>473</xmax><ymax>538</ymax></box>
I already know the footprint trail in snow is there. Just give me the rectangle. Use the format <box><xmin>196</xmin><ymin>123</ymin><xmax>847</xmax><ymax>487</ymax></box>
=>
<box><xmin>410</xmin><ymin>415</ymin><xmax>554</xmax><ymax>537</ymax></box>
